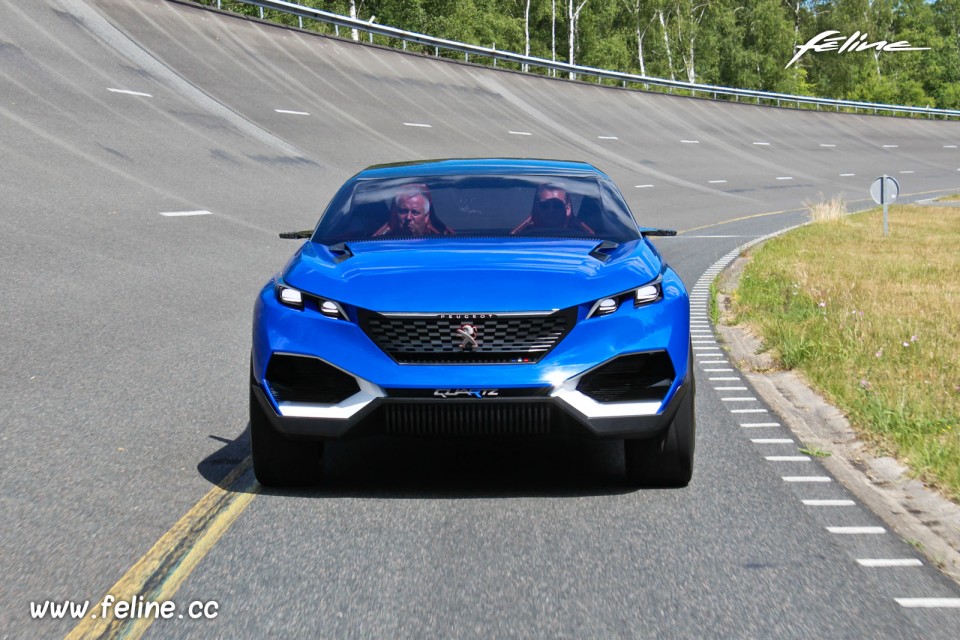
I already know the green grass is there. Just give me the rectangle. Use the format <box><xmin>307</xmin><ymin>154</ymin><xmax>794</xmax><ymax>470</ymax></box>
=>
<box><xmin>732</xmin><ymin>204</ymin><xmax>960</xmax><ymax>500</ymax></box>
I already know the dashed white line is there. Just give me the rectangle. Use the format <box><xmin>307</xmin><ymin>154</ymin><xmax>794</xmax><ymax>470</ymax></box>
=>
<box><xmin>159</xmin><ymin>210</ymin><xmax>213</xmax><ymax>217</ymax></box>
<box><xmin>698</xmin><ymin>360</ymin><xmax>727</xmax><ymax>364</ymax></box>
<box><xmin>752</xmin><ymin>142</ymin><xmax>771</xmax><ymax>146</ymax></box>
<box><xmin>722</xmin><ymin>397</ymin><xmax>758</xmax><ymax>402</ymax></box>
<box><xmin>107</xmin><ymin>88</ymin><xmax>152</xmax><ymax>97</ymax></box>
<box><xmin>819</xmin><ymin>144</ymin><xmax>836</xmax><ymax>148</ymax></box>
<box><xmin>598</xmin><ymin>136</ymin><xmax>619</xmax><ymax>140</ymax></box>
<box><xmin>783</xmin><ymin>476</ymin><xmax>831</xmax><ymax>482</ymax></box>
<box><xmin>740</xmin><ymin>422</ymin><xmax>779</xmax><ymax>427</ymax></box>
<box><xmin>766</xmin><ymin>456</ymin><xmax>811</xmax><ymax>462</ymax></box>
<box><xmin>827</xmin><ymin>526</ymin><xmax>885</xmax><ymax>534</ymax></box>
<box><xmin>883</xmin><ymin>144</ymin><xmax>899</xmax><ymax>148</ymax></box>
<box><xmin>752</xmin><ymin>438</ymin><xmax>793</xmax><ymax>444</ymax></box>
<box><xmin>857</xmin><ymin>559</ymin><xmax>922</xmax><ymax>567</ymax></box>
<box><xmin>899</xmin><ymin>170</ymin><xmax>915</xmax><ymax>174</ymax></box>
<box><xmin>710</xmin><ymin>377</ymin><xmax>740</xmax><ymax>381</ymax></box>
<box><xmin>776</xmin><ymin>176</ymin><xmax>794</xmax><ymax>180</ymax></box>
<box><xmin>403</xmin><ymin>122</ymin><xmax>432</xmax><ymax>127</ymax></box>
<box><xmin>803</xmin><ymin>499</ymin><xmax>854</xmax><ymax>506</ymax></box>
<box><xmin>840</xmin><ymin>173</ymin><xmax>855</xmax><ymax>177</ymax></box>
<box><xmin>275</xmin><ymin>109</ymin><xmax>309</xmax><ymax>115</ymax></box>
<box><xmin>703</xmin><ymin>368</ymin><xmax>734</xmax><ymax>372</ymax></box>
<box><xmin>508</xmin><ymin>131</ymin><xmax>532</xmax><ymax>136</ymax></box>
<box><xmin>681</xmin><ymin>140</ymin><xmax>700</xmax><ymax>144</ymax></box>
<box><xmin>708</xmin><ymin>180</ymin><xmax>728</xmax><ymax>184</ymax></box>
<box><xmin>944</xmin><ymin>145</ymin><xmax>958</xmax><ymax>148</ymax></box>
<box><xmin>634</xmin><ymin>184</ymin><xmax>654</xmax><ymax>188</ymax></box>
<box><xmin>714</xmin><ymin>386</ymin><xmax>747</xmax><ymax>391</ymax></box>
<box><xmin>895</xmin><ymin>598</ymin><xmax>960</xmax><ymax>608</ymax></box>
<box><xmin>731</xmin><ymin>408</ymin><xmax>768</xmax><ymax>414</ymax></box>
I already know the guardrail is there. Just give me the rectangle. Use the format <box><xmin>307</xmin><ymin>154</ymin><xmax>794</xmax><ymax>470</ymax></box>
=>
<box><xmin>197</xmin><ymin>0</ymin><xmax>960</xmax><ymax>120</ymax></box>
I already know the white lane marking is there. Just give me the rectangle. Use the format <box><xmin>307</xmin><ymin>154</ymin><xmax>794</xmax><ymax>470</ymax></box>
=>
<box><xmin>752</xmin><ymin>438</ymin><xmax>794</xmax><ymax>444</ymax></box>
<box><xmin>692</xmin><ymin>340</ymin><xmax>716</xmax><ymax>344</ymax></box>
<box><xmin>598</xmin><ymin>136</ymin><xmax>619</xmax><ymax>140</ymax></box>
<box><xmin>740</xmin><ymin>422</ymin><xmax>779</xmax><ymax>427</ymax></box>
<box><xmin>944</xmin><ymin>145</ymin><xmax>958</xmax><ymax>148</ymax></box>
<box><xmin>710</xmin><ymin>377</ymin><xmax>740</xmax><ymax>381</ymax></box>
<box><xmin>840</xmin><ymin>173</ymin><xmax>855</xmax><ymax>177</ymax></box>
<box><xmin>275</xmin><ymin>109</ymin><xmax>309</xmax><ymax>115</ymax></box>
<box><xmin>820</xmin><ymin>144</ymin><xmax>836</xmax><ymax>147</ymax></box>
<box><xmin>899</xmin><ymin>170</ymin><xmax>915</xmax><ymax>174</ymax></box>
<box><xmin>883</xmin><ymin>144</ymin><xmax>899</xmax><ymax>148</ymax></box>
<box><xmin>714</xmin><ymin>386</ymin><xmax>747</xmax><ymax>391</ymax></box>
<box><xmin>108</xmin><ymin>88</ymin><xmax>152</xmax><ymax>97</ymax></box>
<box><xmin>826</xmin><ymin>526</ymin><xmax>885</xmax><ymax>534</ymax></box>
<box><xmin>508</xmin><ymin>131</ymin><xmax>532</xmax><ymax>136</ymax></box>
<box><xmin>634</xmin><ymin>184</ymin><xmax>654</xmax><ymax>188</ymax></box>
<box><xmin>776</xmin><ymin>176</ymin><xmax>794</xmax><ymax>180</ymax></box>
<box><xmin>722</xmin><ymin>397</ymin><xmax>758</xmax><ymax>402</ymax></box>
<box><xmin>895</xmin><ymin>598</ymin><xmax>960</xmax><ymax>608</ymax></box>
<box><xmin>681</xmin><ymin>140</ymin><xmax>700</xmax><ymax>144</ymax></box>
<box><xmin>693</xmin><ymin>348</ymin><xmax>721</xmax><ymax>352</ymax></box>
<box><xmin>803</xmin><ymin>499</ymin><xmax>854</xmax><ymax>506</ymax></box>
<box><xmin>766</xmin><ymin>456</ymin><xmax>811</xmax><ymax>462</ymax></box>
<box><xmin>684</xmin><ymin>235</ymin><xmax>759</xmax><ymax>238</ymax></box>
<box><xmin>857</xmin><ymin>559</ymin><xmax>922</xmax><ymax>567</ymax></box>
<box><xmin>916</xmin><ymin>198</ymin><xmax>936</xmax><ymax>204</ymax></box>
<box><xmin>703</xmin><ymin>368</ymin><xmax>734</xmax><ymax>372</ymax></box>
<box><xmin>753</xmin><ymin>142</ymin><xmax>771</xmax><ymax>146</ymax></box>
<box><xmin>783</xmin><ymin>476</ymin><xmax>831</xmax><ymax>482</ymax></box>
<box><xmin>159</xmin><ymin>210</ymin><xmax>213</xmax><ymax>217</ymax></box>
<box><xmin>403</xmin><ymin>122</ymin><xmax>432</xmax><ymax>127</ymax></box>
<box><xmin>731</xmin><ymin>408</ymin><xmax>768</xmax><ymax>413</ymax></box>
<box><xmin>699</xmin><ymin>360</ymin><xmax>728</xmax><ymax>364</ymax></box>
<box><xmin>709</xmin><ymin>180</ymin><xmax>728</xmax><ymax>184</ymax></box>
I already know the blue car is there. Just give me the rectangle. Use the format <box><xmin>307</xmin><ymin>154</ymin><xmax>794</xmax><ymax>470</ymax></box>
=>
<box><xmin>251</xmin><ymin>159</ymin><xmax>694</xmax><ymax>487</ymax></box>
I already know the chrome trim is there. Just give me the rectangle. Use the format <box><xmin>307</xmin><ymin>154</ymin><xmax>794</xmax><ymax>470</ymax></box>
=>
<box><xmin>276</xmin><ymin>378</ymin><xmax>382</xmax><ymax>419</ymax></box>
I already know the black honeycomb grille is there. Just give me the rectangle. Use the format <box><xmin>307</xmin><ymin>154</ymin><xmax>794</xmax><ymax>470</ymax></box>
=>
<box><xmin>384</xmin><ymin>403</ymin><xmax>554</xmax><ymax>436</ymax></box>
<box><xmin>576</xmin><ymin>351</ymin><xmax>675</xmax><ymax>403</ymax></box>
<box><xmin>359</xmin><ymin>309</ymin><xmax>576</xmax><ymax>364</ymax></box>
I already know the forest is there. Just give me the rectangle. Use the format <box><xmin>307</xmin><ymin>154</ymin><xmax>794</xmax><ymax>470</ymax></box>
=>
<box><xmin>211</xmin><ymin>1</ymin><xmax>960</xmax><ymax>109</ymax></box>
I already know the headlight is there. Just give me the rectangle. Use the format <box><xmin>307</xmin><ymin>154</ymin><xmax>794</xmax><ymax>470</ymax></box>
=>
<box><xmin>277</xmin><ymin>284</ymin><xmax>303</xmax><ymax>309</ymax></box>
<box><xmin>275</xmin><ymin>282</ymin><xmax>349</xmax><ymax>320</ymax></box>
<box><xmin>634</xmin><ymin>280</ymin><xmax>662</xmax><ymax>306</ymax></box>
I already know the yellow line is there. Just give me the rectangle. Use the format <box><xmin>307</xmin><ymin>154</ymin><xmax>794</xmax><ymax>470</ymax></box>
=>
<box><xmin>66</xmin><ymin>457</ymin><xmax>259</xmax><ymax>640</ymax></box>
<box><xmin>677</xmin><ymin>188</ymin><xmax>959</xmax><ymax>235</ymax></box>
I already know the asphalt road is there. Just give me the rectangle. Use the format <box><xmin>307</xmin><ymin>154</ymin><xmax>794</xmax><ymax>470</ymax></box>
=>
<box><xmin>1</xmin><ymin>0</ymin><xmax>958</xmax><ymax>638</ymax></box>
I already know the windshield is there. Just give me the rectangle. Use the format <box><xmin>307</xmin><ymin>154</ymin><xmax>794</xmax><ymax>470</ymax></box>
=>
<box><xmin>311</xmin><ymin>174</ymin><xmax>641</xmax><ymax>244</ymax></box>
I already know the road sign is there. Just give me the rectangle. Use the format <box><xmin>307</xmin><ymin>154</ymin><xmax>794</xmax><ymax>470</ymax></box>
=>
<box><xmin>870</xmin><ymin>175</ymin><xmax>899</xmax><ymax>205</ymax></box>
<box><xmin>870</xmin><ymin>175</ymin><xmax>899</xmax><ymax>235</ymax></box>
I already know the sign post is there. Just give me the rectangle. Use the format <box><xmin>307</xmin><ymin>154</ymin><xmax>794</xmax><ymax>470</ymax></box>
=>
<box><xmin>870</xmin><ymin>175</ymin><xmax>900</xmax><ymax>236</ymax></box>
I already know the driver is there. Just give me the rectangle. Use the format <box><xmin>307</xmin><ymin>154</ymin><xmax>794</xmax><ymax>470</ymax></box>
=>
<box><xmin>372</xmin><ymin>183</ymin><xmax>453</xmax><ymax>236</ymax></box>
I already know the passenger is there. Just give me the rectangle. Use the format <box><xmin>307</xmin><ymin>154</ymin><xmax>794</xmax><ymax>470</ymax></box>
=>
<box><xmin>372</xmin><ymin>183</ymin><xmax>453</xmax><ymax>236</ymax></box>
<box><xmin>512</xmin><ymin>183</ymin><xmax>594</xmax><ymax>234</ymax></box>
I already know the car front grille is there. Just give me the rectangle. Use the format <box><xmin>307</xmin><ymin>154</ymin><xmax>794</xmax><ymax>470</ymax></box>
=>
<box><xmin>384</xmin><ymin>403</ymin><xmax>554</xmax><ymax>436</ymax></box>
<box><xmin>359</xmin><ymin>309</ymin><xmax>577</xmax><ymax>364</ymax></box>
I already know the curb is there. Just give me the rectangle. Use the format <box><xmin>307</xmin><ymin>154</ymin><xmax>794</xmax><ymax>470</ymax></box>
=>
<box><xmin>695</xmin><ymin>224</ymin><xmax>960</xmax><ymax>585</ymax></box>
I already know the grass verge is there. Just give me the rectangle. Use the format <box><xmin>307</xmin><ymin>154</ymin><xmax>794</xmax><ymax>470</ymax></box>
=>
<box><xmin>731</xmin><ymin>203</ymin><xmax>960</xmax><ymax>500</ymax></box>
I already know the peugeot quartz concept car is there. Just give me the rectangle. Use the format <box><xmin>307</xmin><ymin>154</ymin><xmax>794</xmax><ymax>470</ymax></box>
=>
<box><xmin>251</xmin><ymin>159</ymin><xmax>694</xmax><ymax>487</ymax></box>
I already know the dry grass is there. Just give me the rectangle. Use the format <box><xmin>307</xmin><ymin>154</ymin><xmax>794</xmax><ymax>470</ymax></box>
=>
<box><xmin>733</xmin><ymin>204</ymin><xmax>960</xmax><ymax>500</ymax></box>
<box><xmin>805</xmin><ymin>192</ymin><xmax>848</xmax><ymax>223</ymax></box>
<box><xmin>935</xmin><ymin>193</ymin><xmax>960</xmax><ymax>202</ymax></box>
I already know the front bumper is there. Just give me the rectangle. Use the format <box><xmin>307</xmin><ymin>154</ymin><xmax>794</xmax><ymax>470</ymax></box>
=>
<box><xmin>251</xmin><ymin>354</ymin><xmax>693</xmax><ymax>441</ymax></box>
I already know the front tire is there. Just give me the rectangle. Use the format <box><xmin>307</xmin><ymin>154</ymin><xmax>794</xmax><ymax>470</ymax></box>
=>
<box><xmin>250</xmin><ymin>387</ymin><xmax>323</xmax><ymax>487</ymax></box>
<box><xmin>624</xmin><ymin>379</ymin><xmax>696</xmax><ymax>488</ymax></box>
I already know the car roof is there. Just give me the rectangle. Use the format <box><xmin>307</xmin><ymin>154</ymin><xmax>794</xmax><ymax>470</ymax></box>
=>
<box><xmin>355</xmin><ymin>158</ymin><xmax>609</xmax><ymax>180</ymax></box>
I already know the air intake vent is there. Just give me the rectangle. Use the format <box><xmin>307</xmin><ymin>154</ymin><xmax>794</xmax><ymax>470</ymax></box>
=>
<box><xmin>576</xmin><ymin>351</ymin><xmax>675</xmax><ymax>403</ymax></box>
<box><xmin>265</xmin><ymin>355</ymin><xmax>360</xmax><ymax>404</ymax></box>
<box><xmin>384</xmin><ymin>403</ymin><xmax>554</xmax><ymax>436</ymax></box>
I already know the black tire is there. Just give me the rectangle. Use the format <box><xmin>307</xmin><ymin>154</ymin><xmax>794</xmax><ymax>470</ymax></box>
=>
<box><xmin>624</xmin><ymin>376</ymin><xmax>696</xmax><ymax>488</ymax></box>
<box><xmin>250</xmin><ymin>386</ymin><xmax>323</xmax><ymax>487</ymax></box>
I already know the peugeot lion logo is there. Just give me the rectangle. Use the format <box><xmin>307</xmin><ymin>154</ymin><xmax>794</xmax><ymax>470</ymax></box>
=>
<box><xmin>456</xmin><ymin>323</ymin><xmax>478</xmax><ymax>351</ymax></box>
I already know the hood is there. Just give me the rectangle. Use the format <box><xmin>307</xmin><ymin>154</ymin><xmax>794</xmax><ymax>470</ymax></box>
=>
<box><xmin>283</xmin><ymin>238</ymin><xmax>662</xmax><ymax>312</ymax></box>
